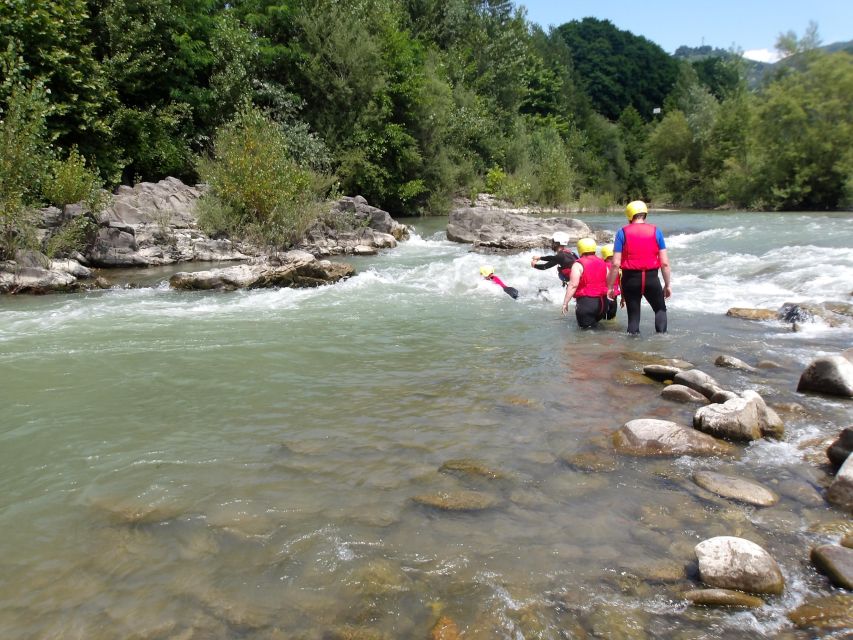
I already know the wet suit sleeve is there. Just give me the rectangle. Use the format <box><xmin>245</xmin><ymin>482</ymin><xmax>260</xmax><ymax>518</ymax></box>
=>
<box><xmin>533</xmin><ymin>255</ymin><xmax>560</xmax><ymax>270</ymax></box>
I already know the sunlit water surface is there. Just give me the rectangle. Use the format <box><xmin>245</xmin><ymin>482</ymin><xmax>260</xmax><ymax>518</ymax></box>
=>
<box><xmin>1</xmin><ymin>211</ymin><xmax>851</xmax><ymax>638</ymax></box>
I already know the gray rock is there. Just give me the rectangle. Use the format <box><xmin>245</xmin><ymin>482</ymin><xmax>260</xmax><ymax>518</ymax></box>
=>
<box><xmin>50</xmin><ymin>258</ymin><xmax>92</xmax><ymax>279</ymax></box>
<box><xmin>693</xmin><ymin>390</ymin><xmax>784</xmax><ymax>442</ymax></box>
<box><xmin>693</xmin><ymin>471</ymin><xmax>779</xmax><ymax>506</ymax></box>
<box><xmin>726</xmin><ymin>308</ymin><xmax>777</xmax><ymax>321</ymax></box>
<box><xmin>661</xmin><ymin>384</ymin><xmax>709</xmax><ymax>404</ymax></box>
<box><xmin>695</xmin><ymin>536</ymin><xmax>784</xmax><ymax>595</ymax></box>
<box><xmin>788</xmin><ymin>595</ymin><xmax>853</xmax><ymax>631</ymax></box>
<box><xmin>757</xmin><ymin>360</ymin><xmax>784</xmax><ymax>369</ymax></box>
<box><xmin>642</xmin><ymin>364</ymin><xmax>683</xmax><ymax>382</ymax></box>
<box><xmin>0</xmin><ymin>259</ymin><xmax>79</xmax><ymax>294</ymax></box>
<box><xmin>612</xmin><ymin>419</ymin><xmax>735</xmax><ymax>457</ymax></box>
<box><xmin>797</xmin><ymin>355</ymin><xmax>853</xmax><ymax>397</ymax></box>
<box><xmin>827</xmin><ymin>455</ymin><xmax>853</xmax><ymax>513</ymax></box>
<box><xmin>446</xmin><ymin>207</ymin><xmax>594</xmax><ymax>250</ymax></box>
<box><xmin>828</xmin><ymin>427</ymin><xmax>853</xmax><ymax>470</ymax></box>
<box><xmin>88</xmin><ymin>227</ymin><xmax>147</xmax><ymax>266</ymax></box>
<box><xmin>169</xmin><ymin>255</ymin><xmax>354</xmax><ymax>291</ymax></box>
<box><xmin>715</xmin><ymin>355</ymin><xmax>757</xmax><ymax>373</ymax></box>
<box><xmin>683</xmin><ymin>588</ymin><xmax>764</xmax><ymax>608</ymax></box>
<box><xmin>810</xmin><ymin>544</ymin><xmax>853</xmax><ymax>590</ymax></box>
<box><xmin>709</xmin><ymin>387</ymin><xmax>739</xmax><ymax>404</ymax></box>
<box><xmin>742</xmin><ymin>390</ymin><xmax>785</xmax><ymax>439</ymax></box>
<box><xmin>673</xmin><ymin>369</ymin><xmax>722</xmax><ymax>400</ymax></box>
<box><xmin>781</xmin><ymin>301</ymin><xmax>853</xmax><ymax>328</ymax></box>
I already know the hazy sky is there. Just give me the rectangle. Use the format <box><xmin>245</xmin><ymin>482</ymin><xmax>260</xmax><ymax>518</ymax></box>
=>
<box><xmin>519</xmin><ymin>0</ymin><xmax>852</xmax><ymax>62</ymax></box>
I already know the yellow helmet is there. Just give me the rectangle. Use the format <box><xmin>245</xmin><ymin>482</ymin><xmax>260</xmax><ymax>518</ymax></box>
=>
<box><xmin>625</xmin><ymin>200</ymin><xmax>648</xmax><ymax>221</ymax></box>
<box><xmin>479</xmin><ymin>265</ymin><xmax>494</xmax><ymax>277</ymax></box>
<box><xmin>576</xmin><ymin>237</ymin><xmax>597</xmax><ymax>255</ymax></box>
<box><xmin>600</xmin><ymin>244</ymin><xmax>614</xmax><ymax>260</ymax></box>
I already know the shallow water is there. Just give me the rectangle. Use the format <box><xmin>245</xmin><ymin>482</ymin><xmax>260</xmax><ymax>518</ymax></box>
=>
<box><xmin>1</xmin><ymin>211</ymin><xmax>851</xmax><ymax>639</ymax></box>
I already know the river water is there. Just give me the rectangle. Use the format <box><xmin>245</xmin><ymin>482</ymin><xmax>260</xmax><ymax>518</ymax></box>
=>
<box><xmin>1</xmin><ymin>211</ymin><xmax>851</xmax><ymax>639</ymax></box>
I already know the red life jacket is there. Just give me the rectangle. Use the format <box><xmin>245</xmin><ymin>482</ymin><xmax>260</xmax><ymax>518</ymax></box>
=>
<box><xmin>574</xmin><ymin>255</ymin><xmax>609</xmax><ymax>298</ymax></box>
<box><xmin>558</xmin><ymin>248</ymin><xmax>576</xmax><ymax>279</ymax></box>
<box><xmin>621</xmin><ymin>223</ymin><xmax>661</xmax><ymax>270</ymax></box>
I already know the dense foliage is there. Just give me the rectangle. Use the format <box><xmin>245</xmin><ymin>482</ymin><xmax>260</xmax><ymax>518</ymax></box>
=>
<box><xmin>1</xmin><ymin>0</ymin><xmax>851</xmax><ymax>248</ymax></box>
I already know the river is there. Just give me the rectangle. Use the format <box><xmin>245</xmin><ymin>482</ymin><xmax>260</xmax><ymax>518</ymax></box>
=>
<box><xmin>1</xmin><ymin>211</ymin><xmax>851</xmax><ymax>639</ymax></box>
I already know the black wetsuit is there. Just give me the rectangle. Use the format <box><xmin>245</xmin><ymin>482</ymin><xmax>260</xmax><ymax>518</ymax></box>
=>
<box><xmin>534</xmin><ymin>250</ymin><xmax>578</xmax><ymax>283</ymax></box>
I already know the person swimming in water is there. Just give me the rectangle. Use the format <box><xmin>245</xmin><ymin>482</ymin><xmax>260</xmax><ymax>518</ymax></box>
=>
<box><xmin>480</xmin><ymin>265</ymin><xmax>518</xmax><ymax>299</ymax></box>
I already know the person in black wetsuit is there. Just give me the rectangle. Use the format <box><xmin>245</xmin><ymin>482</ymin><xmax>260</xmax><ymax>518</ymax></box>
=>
<box><xmin>530</xmin><ymin>231</ymin><xmax>578</xmax><ymax>286</ymax></box>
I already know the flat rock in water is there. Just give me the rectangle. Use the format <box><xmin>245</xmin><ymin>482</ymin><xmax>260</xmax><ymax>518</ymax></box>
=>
<box><xmin>695</xmin><ymin>536</ymin><xmax>784</xmax><ymax>595</ymax></box>
<box><xmin>560</xmin><ymin>451</ymin><xmax>619</xmax><ymax>472</ymax></box>
<box><xmin>643</xmin><ymin>364</ymin><xmax>684</xmax><ymax>382</ymax></box>
<box><xmin>827</xmin><ymin>455</ymin><xmax>853</xmax><ymax>513</ymax></box>
<box><xmin>673</xmin><ymin>369</ymin><xmax>722</xmax><ymax>400</ymax></box>
<box><xmin>411</xmin><ymin>491</ymin><xmax>499</xmax><ymax>512</ymax></box>
<box><xmin>430</xmin><ymin>616</ymin><xmax>461</xmax><ymax>640</ymax></box>
<box><xmin>439</xmin><ymin>459</ymin><xmax>508</xmax><ymax>480</ymax></box>
<box><xmin>787</xmin><ymin>594</ymin><xmax>853</xmax><ymax>631</ymax></box>
<box><xmin>726</xmin><ymin>308</ymin><xmax>778</xmax><ymax>321</ymax></box>
<box><xmin>714</xmin><ymin>355</ymin><xmax>757</xmax><ymax>372</ymax></box>
<box><xmin>810</xmin><ymin>544</ymin><xmax>853</xmax><ymax>590</ymax></box>
<box><xmin>693</xmin><ymin>471</ymin><xmax>779</xmax><ymax>506</ymax></box>
<box><xmin>612</xmin><ymin>419</ymin><xmax>735</xmax><ymax>458</ymax></box>
<box><xmin>683</xmin><ymin>588</ymin><xmax>764</xmax><ymax>608</ymax></box>
<box><xmin>797</xmin><ymin>355</ymin><xmax>853</xmax><ymax>398</ymax></box>
<box><xmin>661</xmin><ymin>384</ymin><xmax>709</xmax><ymax>404</ymax></box>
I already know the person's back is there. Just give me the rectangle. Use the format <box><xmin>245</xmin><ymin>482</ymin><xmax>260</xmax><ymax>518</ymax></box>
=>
<box><xmin>561</xmin><ymin>238</ymin><xmax>609</xmax><ymax>328</ymax></box>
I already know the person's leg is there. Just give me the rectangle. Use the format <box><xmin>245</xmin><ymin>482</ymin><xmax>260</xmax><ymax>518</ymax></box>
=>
<box><xmin>620</xmin><ymin>270</ymin><xmax>643</xmax><ymax>334</ymax></box>
<box><xmin>574</xmin><ymin>297</ymin><xmax>600</xmax><ymax>328</ymax></box>
<box><xmin>642</xmin><ymin>272</ymin><xmax>667</xmax><ymax>333</ymax></box>
<box><xmin>605</xmin><ymin>297</ymin><xmax>617</xmax><ymax>320</ymax></box>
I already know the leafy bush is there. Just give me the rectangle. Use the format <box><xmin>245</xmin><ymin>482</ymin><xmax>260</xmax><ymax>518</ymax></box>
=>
<box><xmin>43</xmin><ymin>147</ymin><xmax>110</xmax><ymax>213</ymax></box>
<box><xmin>196</xmin><ymin>106</ymin><xmax>329</xmax><ymax>248</ymax></box>
<box><xmin>45</xmin><ymin>214</ymin><xmax>98</xmax><ymax>258</ymax></box>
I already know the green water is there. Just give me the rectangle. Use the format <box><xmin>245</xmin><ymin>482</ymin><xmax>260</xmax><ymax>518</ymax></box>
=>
<box><xmin>1</xmin><ymin>213</ymin><xmax>851</xmax><ymax>638</ymax></box>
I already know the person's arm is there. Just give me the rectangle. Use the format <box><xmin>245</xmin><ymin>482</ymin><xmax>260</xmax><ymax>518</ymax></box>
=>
<box><xmin>531</xmin><ymin>254</ymin><xmax>558</xmax><ymax>269</ymax></box>
<box><xmin>606</xmin><ymin>252</ymin><xmax>622</xmax><ymax>298</ymax></box>
<box><xmin>561</xmin><ymin>263</ymin><xmax>582</xmax><ymax>315</ymax></box>
<box><xmin>659</xmin><ymin>248</ymin><xmax>671</xmax><ymax>299</ymax></box>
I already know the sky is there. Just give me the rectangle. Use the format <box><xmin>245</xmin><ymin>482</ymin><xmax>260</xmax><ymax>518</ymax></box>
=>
<box><xmin>519</xmin><ymin>0</ymin><xmax>852</xmax><ymax>62</ymax></box>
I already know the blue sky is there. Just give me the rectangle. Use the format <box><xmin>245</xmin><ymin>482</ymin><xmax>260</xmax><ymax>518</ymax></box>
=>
<box><xmin>518</xmin><ymin>0</ymin><xmax>852</xmax><ymax>62</ymax></box>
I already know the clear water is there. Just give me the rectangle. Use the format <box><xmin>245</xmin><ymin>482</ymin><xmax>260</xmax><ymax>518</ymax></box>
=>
<box><xmin>1</xmin><ymin>211</ymin><xmax>851</xmax><ymax>639</ymax></box>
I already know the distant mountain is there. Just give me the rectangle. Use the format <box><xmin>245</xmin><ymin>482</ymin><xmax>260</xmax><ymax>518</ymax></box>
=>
<box><xmin>673</xmin><ymin>40</ymin><xmax>853</xmax><ymax>88</ymax></box>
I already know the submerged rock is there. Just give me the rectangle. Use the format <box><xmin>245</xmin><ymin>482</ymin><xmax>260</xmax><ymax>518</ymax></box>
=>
<box><xmin>714</xmin><ymin>355</ymin><xmax>757</xmax><ymax>373</ymax></box>
<box><xmin>695</xmin><ymin>536</ymin><xmax>784</xmax><ymax>595</ymax></box>
<box><xmin>787</xmin><ymin>594</ymin><xmax>853</xmax><ymax>631</ymax></box>
<box><xmin>439</xmin><ymin>459</ymin><xmax>508</xmax><ymax>480</ymax></box>
<box><xmin>642</xmin><ymin>364</ymin><xmax>684</xmax><ymax>382</ymax></box>
<box><xmin>612</xmin><ymin>419</ymin><xmax>735</xmax><ymax>457</ymax></box>
<box><xmin>797</xmin><ymin>355</ymin><xmax>853</xmax><ymax>398</ymax></box>
<box><xmin>430</xmin><ymin>616</ymin><xmax>461</xmax><ymax>640</ymax></box>
<box><xmin>683</xmin><ymin>588</ymin><xmax>764</xmax><ymax>608</ymax></box>
<box><xmin>661</xmin><ymin>384</ymin><xmax>709</xmax><ymax>404</ymax></box>
<box><xmin>672</xmin><ymin>369</ymin><xmax>722</xmax><ymax>400</ymax></box>
<box><xmin>726</xmin><ymin>308</ymin><xmax>777</xmax><ymax>321</ymax></box>
<box><xmin>692</xmin><ymin>471</ymin><xmax>779</xmax><ymax>506</ymax></box>
<box><xmin>810</xmin><ymin>544</ymin><xmax>853</xmax><ymax>590</ymax></box>
<box><xmin>560</xmin><ymin>451</ymin><xmax>619</xmax><ymax>472</ymax></box>
<box><xmin>411</xmin><ymin>490</ymin><xmax>499</xmax><ymax>512</ymax></box>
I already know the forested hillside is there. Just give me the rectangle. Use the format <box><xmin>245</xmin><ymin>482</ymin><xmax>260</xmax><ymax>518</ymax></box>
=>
<box><xmin>1</xmin><ymin>0</ymin><xmax>851</xmax><ymax>250</ymax></box>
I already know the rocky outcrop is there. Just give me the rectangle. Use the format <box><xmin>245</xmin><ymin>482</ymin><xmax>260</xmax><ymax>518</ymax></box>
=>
<box><xmin>692</xmin><ymin>471</ymin><xmax>779</xmax><ymax>506</ymax></box>
<box><xmin>612</xmin><ymin>419</ymin><xmax>735</xmax><ymax>457</ymax></box>
<box><xmin>297</xmin><ymin>195</ymin><xmax>409</xmax><ymax>256</ymax></box>
<box><xmin>446</xmin><ymin>207</ymin><xmax>606</xmax><ymax>250</ymax></box>
<box><xmin>695</xmin><ymin>536</ymin><xmax>784</xmax><ymax>595</ymax></box>
<box><xmin>169</xmin><ymin>252</ymin><xmax>353</xmax><ymax>291</ymax></box>
<box><xmin>797</xmin><ymin>355</ymin><xmax>853</xmax><ymax>398</ymax></box>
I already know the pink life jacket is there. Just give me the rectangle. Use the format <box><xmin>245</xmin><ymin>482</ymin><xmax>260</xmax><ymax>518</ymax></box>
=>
<box><xmin>574</xmin><ymin>255</ymin><xmax>609</xmax><ymax>298</ymax></box>
<box><xmin>620</xmin><ymin>223</ymin><xmax>661</xmax><ymax>271</ymax></box>
<box><xmin>606</xmin><ymin>261</ymin><xmax>622</xmax><ymax>295</ymax></box>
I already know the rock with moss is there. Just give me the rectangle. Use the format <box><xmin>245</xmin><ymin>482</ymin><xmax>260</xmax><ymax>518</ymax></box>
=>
<box><xmin>439</xmin><ymin>459</ymin><xmax>508</xmax><ymax>480</ymax></box>
<box><xmin>787</xmin><ymin>594</ymin><xmax>853</xmax><ymax>631</ymax></box>
<box><xmin>411</xmin><ymin>490</ymin><xmax>499</xmax><ymax>512</ymax></box>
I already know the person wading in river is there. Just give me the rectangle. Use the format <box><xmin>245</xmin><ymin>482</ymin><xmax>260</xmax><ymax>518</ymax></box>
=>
<box><xmin>600</xmin><ymin>244</ymin><xmax>622</xmax><ymax>320</ymax></box>
<box><xmin>607</xmin><ymin>200</ymin><xmax>671</xmax><ymax>334</ymax></box>
<box><xmin>530</xmin><ymin>231</ymin><xmax>578</xmax><ymax>286</ymax></box>
<box><xmin>561</xmin><ymin>238</ymin><xmax>609</xmax><ymax>328</ymax></box>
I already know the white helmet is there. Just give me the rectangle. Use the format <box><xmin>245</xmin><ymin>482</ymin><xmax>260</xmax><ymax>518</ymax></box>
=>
<box><xmin>551</xmin><ymin>231</ymin><xmax>570</xmax><ymax>246</ymax></box>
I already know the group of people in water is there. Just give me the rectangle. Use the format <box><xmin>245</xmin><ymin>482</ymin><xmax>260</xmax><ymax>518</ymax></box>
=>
<box><xmin>481</xmin><ymin>200</ymin><xmax>672</xmax><ymax>335</ymax></box>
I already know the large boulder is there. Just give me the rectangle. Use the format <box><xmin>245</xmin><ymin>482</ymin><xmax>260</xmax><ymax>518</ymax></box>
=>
<box><xmin>0</xmin><ymin>259</ymin><xmax>79</xmax><ymax>294</ymax></box>
<box><xmin>827</xmin><ymin>455</ymin><xmax>853</xmax><ymax>513</ymax></box>
<box><xmin>693</xmin><ymin>390</ymin><xmax>783</xmax><ymax>442</ymax></box>
<box><xmin>695</xmin><ymin>536</ymin><xmax>784</xmax><ymax>595</ymax></box>
<box><xmin>169</xmin><ymin>252</ymin><xmax>354</xmax><ymax>291</ymax></box>
<box><xmin>446</xmin><ymin>207</ymin><xmax>596</xmax><ymax>250</ymax></box>
<box><xmin>612</xmin><ymin>419</ymin><xmax>735</xmax><ymax>457</ymax></box>
<box><xmin>797</xmin><ymin>355</ymin><xmax>853</xmax><ymax>398</ymax></box>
